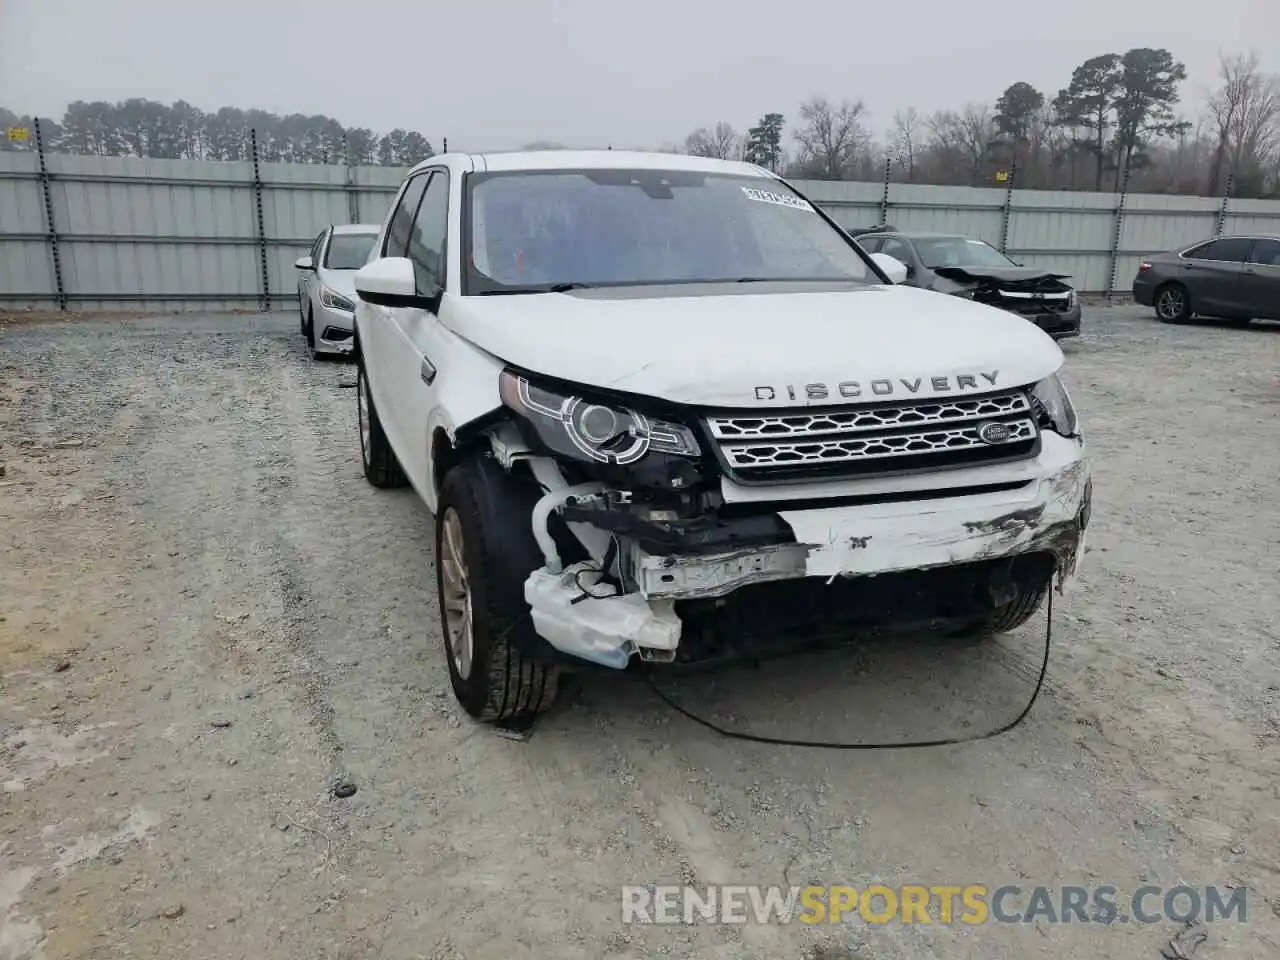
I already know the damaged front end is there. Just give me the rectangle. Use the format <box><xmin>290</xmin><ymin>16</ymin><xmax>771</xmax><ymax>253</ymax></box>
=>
<box><xmin>936</xmin><ymin>266</ymin><xmax>1081</xmax><ymax>339</ymax></box>
<box><xmin>489</xmin><ymin>367</ymin><xmax>1092</xmax><ymax>671</ymax></box>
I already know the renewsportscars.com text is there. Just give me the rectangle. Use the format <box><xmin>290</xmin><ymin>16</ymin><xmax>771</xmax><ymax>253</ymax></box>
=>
<box><xmin>621</xmin><ymin>884</ymin><xmax>1249</xmax><ymax>926</ymax></box>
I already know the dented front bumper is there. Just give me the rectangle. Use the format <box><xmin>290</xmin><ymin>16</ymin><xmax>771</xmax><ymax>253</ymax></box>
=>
<box><xmin>524</xmin><ymin>433</ymin><xmax>1090</xmax><ymax>669</ymax></box>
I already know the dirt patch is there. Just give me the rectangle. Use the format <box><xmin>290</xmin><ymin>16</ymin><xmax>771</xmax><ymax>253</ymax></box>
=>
<box><xmin>0</xmin><ymin>305</ymin><xmax>1277</xmax><ymax>959</ymax></box>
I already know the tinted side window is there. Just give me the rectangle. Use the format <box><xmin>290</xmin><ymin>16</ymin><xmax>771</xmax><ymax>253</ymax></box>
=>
<box><xmin>859</xmin><ymin>236</ymin><xmax>884</xmax><ymax>253</ymax></box>
<box><xmin>1190</xmin><ymin>238</ymin><xmax>1253</xmax><ymax>262</ymax></box>
<box><xmin>311</xmin><ymin>230</ymin><xmax>326</xmax><ymax>262</ymax></box>
<box><xmin>385</xmin><ymin>175</ymin><xmax>430</xmax><ymax>258</ymax></box>
<box><xmin>1248</xmin><ymin>238</ymin><xmax>1280</xmax><ymax>265</ymax></box>
<box><xmin>407</xmin><ymin>171</ymin><xmax>449</xmax><ymax>293</ymax></box>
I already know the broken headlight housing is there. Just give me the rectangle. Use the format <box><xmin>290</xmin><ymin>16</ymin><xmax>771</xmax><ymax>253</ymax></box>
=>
<box><xmin>499</xmin><ymin>369</ymin><xmax>701</xmax><ymax>473</ymax></box>
<box><xmin>1030</xmin><ymin>374</ymin><xmax>1078</xmax><ymax>437</ymax></box>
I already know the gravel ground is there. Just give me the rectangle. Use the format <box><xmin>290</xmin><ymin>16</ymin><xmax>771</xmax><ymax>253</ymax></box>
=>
<box><xmin>1</xmin><ymin>304</ymin><xmax>1278</xmax><ymax>960</ymax></box>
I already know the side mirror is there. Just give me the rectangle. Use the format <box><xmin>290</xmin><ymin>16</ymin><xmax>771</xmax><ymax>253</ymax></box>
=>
<box><xmin>355</xmin><ymin>257</ymin><xmax>425</xmax><ymax>308</ymax></box>
<box><xmin>871</xmin><ymin>253</ymin><xmax>909</xmax><ymax>285</ymax></box>
<box><xmin>295</xmin><ymin>255</ymin><xmax>315</xmax><ymax>271</ymax></box>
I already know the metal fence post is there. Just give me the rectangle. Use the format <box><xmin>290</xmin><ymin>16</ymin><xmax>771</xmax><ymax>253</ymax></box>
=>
<box><xmin>442</xmin><ymin>137</ymin><xmax>448</xmax><ymax>153</ymax></box>
<box><xmin>998</xmin><ymin>160</ymin><xmax>1017</xmax><ymax>255</ymax></box>
<box><xmin>249</xmin><ymin>128</ymin><xmax>270</xmax><ymax>311</ymax></box>
<box><xmin>879</xmin><ymin>154</ymin><xmax>891</xmax><ymax>226</ymax></box>
<box><xmin>1216</xmin><ymin>171</ymin><xmax>1233</xmax><ymax>236</ymax></box>
<box><xmin>33</xmin><ymin>117</ymin><xmax>67</xmax><ymax>311</ymax></box>
<box><xmin>343</xmin><ymin>139</ymin><xmax>359</xmax><ymax>224</ymax></box>
<box><xmin>1105</xmin><ymin>161</ymin><xmax>1131</xmax><ymax>299</ymax></box>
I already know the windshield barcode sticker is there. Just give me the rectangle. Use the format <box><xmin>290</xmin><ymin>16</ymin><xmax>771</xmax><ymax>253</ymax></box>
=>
<box><xmin>741</xmin><ymin>187</ymin><xmax>814</xmax><ymax>212</ymax></box>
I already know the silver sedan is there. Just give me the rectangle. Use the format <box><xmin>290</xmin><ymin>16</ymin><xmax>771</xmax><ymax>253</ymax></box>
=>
<box><xmin>295</xmin><ymin>224</ymin><xmax>381</xmax><ymax>357</ymax></box>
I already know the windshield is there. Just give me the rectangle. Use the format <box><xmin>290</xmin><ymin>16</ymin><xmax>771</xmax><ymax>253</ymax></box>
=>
<box><xmin>465</xmin><ymin>169</ymin><xmax>875</xmax><ymax>292</ymax></box>
<box><xmin>914</xmin><ymin>236</ymin><xmax>1016</xmax><ymax>269</ymax></box>
<box><xmin>325</xmin><ymin>233</ymin><xmax>377</xmax><ymax>270</ymax></box>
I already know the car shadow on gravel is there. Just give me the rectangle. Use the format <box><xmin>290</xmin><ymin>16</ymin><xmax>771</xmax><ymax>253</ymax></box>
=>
<box><xmin>534</xmin><ymin>622</ymin><xmax>1053</xmax><ymax>748</ymax></box>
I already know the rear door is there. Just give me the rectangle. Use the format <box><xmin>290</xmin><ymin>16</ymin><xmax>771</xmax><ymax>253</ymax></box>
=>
<box><xmin>1177</xmin><ymin>237</ymin><xmax>1253</xmax><ymax>314</ymax></box>
<box><xmin>1241</xmin><ymin>238</ymin><xmax>1280</xmax><ymax>320</ymax></box>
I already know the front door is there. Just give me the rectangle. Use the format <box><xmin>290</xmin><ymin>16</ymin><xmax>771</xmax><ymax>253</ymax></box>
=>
<box><xmin>385</xmin><ymin>168</ymin><xmax>452</xmax><ymax>496</ymax></box>
<box><xmin>300</xmin><ymin>228</ymin><xmax>327</xmax><ymax>313</ymax></box>
<box><xmin>360</xmin><ymin>173</ymin><xmax>431</xmax><ymax>468</ymax></box>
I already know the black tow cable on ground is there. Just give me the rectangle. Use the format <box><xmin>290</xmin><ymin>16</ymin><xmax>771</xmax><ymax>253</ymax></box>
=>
<box><xmin>639</xmin><ymin>589</ymin><xmax>1054</xmax><ymax>751</ymax></box>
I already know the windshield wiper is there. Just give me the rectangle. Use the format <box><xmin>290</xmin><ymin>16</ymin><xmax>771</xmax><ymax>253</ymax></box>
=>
<box><xmin>734</xmin><ymin>276</ymin><xmax>863</xmax><ymax>283</ymax></box>
<box><xmin>476</xmin><ymin>282</ymin><xmax>597</xmax><ymax>296</ymax></box>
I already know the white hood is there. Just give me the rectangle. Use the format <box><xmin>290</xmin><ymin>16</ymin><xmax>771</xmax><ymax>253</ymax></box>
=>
<box><xmin>446</xmin><ymin>282</ymin><xmax>1063</xmax><ymax>409</ymax></box>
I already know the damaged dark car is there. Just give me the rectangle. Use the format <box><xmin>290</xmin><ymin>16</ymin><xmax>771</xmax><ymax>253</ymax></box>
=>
<box><xmin>851</xmin><ymin>228</ymin><xmax>1082</xmax><ymax>340</ymax></box>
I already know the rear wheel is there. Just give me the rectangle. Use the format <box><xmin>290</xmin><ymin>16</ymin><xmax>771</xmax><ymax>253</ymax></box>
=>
<box><xmin>356</xmin><ymin>359</ymin><xmax>408</xmax><ymax>489</ymax></box>
<box><xmin>1154</xmin><ymin>282</ymin><xmax>1192</xmax><ymax>324</ymax></box>
<box><xmin>437</xmin><ymin>456</ymin><xmax>560</xmax><ymax>723</ymax></box>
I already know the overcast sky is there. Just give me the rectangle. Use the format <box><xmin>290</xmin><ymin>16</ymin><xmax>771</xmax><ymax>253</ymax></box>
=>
<box><xmin>2</xmin><ymin>0</ymin><xmax>1276</xmax><ymax>151</ymax></box>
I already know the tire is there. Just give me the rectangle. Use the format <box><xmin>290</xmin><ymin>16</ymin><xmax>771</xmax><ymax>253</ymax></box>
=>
<box><xmin>436</xmin><ymin>455</ymin><xmax>560</xmax><ymax>723</ymax></box>
<box><xmin>1154</xmin><ymin>282</ymin><xmax>1192</xmax><ymax>324</ymax></box>
<box><xmin>306</xmin><ymin>308</ymin><xmax>317</xmax><ymax>355</ymax></box>
<box><xmin>951</xmin><ymin>582</ymin><xmax>1048</xmax><ymax>639</ymax></box>
<box><xmin>356</xmin><ymin>359</ymin><xmax>409</xmax><ymax>489</ymax></box>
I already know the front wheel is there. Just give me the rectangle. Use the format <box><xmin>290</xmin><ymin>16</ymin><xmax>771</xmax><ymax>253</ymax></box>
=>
<box><xmin>1154</xmin><ymin>282</ymin><xmax>1192</xmax><ymax>324</ymax></box>
<box><xmin>436</xmin><ymin>456</ymin><xmax>560</xmax><ymax>723</ymax></box>
<box><xmin>356</xmin><ymin>360</ymin><xmax>408</xmax><ymax>489</ymax></box>
<box><xmin>951</xmin><ymin>583</ymin><xmax>1048</xmax><ymax>639</ymax></box>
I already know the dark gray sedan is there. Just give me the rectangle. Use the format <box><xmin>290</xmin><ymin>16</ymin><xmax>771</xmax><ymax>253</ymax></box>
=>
<box><xmin>850</xmin><ymin>228</ymin><xmax>1082</xmax><ymax>339</ymax></box>
<box><xmin>1132</xmin><ymin>234</ymin><xmax>1280</xmax><ymax>324</ymax></box>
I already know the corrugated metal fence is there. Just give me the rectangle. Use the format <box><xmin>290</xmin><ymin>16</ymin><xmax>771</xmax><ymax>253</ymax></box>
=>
<box><xmin>4</xmin><ymin>132</ymin><xmax>1280</xmax><ymax>310</ymax></box>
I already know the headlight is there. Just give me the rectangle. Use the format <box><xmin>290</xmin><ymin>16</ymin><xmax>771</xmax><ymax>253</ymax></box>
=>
<box><xmin>321</xmin><ymin>288</ymin><xmax>356</xmax><ymax>312</ymax></box>
<box><xmin>1030</xmin><ymin>374</ymin><xmax>1078</xmax><ymax>436</ymax></box>
<box><xmin>499</xmin><ymin>370</ymin><xmax>700</xmax><ymax>466</ymax></box>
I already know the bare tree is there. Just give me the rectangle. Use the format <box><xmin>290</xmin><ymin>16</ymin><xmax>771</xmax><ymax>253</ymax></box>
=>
<box><xmin>793</xmin><ymin>96</ymin><xmax>867</xmax><ymax>180</ymax></box>
<box><xmin>684</xmin><ymin>121</ymin><xmax>741</xmax><ymax>160</ymax></box>
<box><xmin>1206</xmin><ymin>51</ymin><xmax>1280</xmax><ymax>195</ymax></box>
<box><xmin>957</xmin><ymin>103</ymin><xmax>996</xmax><ymax>181</ymax></box>
<box><xmin>890</xmin><ymin>108</ymin><xmax>920</xmax><ymax>180</ymax></box>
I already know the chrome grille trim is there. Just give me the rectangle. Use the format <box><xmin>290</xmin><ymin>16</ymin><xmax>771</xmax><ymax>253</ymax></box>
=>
<box><xmin>705</xmin><ymin>388</ymin><xmax>1040</xmax><ymax>481</ymax></box>
<box><xmin>706</xmin><ymin>391</ymin><xmax>1031</xmax><ymax>441</ymax></box>
<box><xmin>719</xmin><ymin>418</ymin><xmax>1037</xmax><ymax>470</ymax></box>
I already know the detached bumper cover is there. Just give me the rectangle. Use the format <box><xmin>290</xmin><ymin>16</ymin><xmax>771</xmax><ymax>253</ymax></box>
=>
<box><xmin>524</xmin><ymin>433</ymin><xmax>1090</xmax><ymax>668</ymax></box>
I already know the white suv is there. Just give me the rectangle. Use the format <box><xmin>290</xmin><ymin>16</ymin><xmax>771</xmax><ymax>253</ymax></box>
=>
<box><xmin>351</xmin><ymin>151</ymin><xmax>1092</xmax><ymax>724</ymax></box>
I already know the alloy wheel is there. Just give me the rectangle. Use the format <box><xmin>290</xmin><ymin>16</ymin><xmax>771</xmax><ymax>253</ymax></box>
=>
<box><xmin>440</xmin><ymin>507</ymin><xmax>473</xmax><ymax>680</ymax></box>
<box><xmin>357</xmin><ymin>367</ymin><xmax>371</xmax><ymax>467</ymax></box>
<box><xmin>1157</xmin><ymin>288</ymin><xmax>1185</xmax><ymax>321</ymax></box>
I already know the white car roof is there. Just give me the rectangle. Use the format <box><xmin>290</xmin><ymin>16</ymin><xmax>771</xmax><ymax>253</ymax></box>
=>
<box><xmin>408</xmin><ymin>149</ymin><xmax>773</xmax><ymax>179</ymax></box>
<box><xmin>331</xmin><ymin>223</ymin><xmax>381</xmax><ymax>235</ymax></box>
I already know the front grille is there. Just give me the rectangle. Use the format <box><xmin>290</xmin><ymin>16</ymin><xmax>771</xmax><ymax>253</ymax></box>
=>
<box><xmin>706</xmin><ymin>388</ymin><xmax>1040</xmax><ymax>484</ymax></box>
